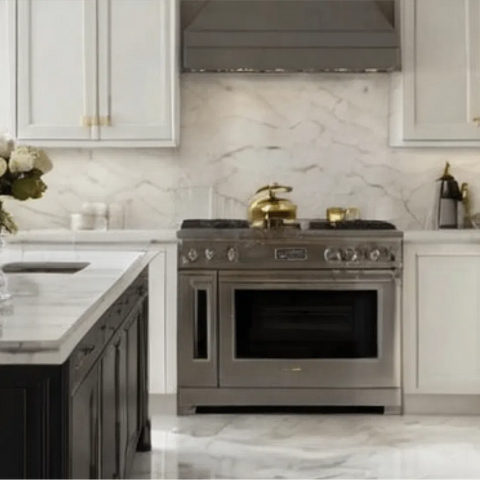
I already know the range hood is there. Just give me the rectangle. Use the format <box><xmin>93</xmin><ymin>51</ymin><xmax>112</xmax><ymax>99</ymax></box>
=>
<box><xmin>181</xmin><ymin>0</ymin><xmax>400</xmax><ymax>72</ymax></box>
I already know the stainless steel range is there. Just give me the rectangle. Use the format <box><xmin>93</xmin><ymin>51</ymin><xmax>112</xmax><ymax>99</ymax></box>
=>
<box><xmin>177</xmin><ymin>219</ymin><xmax>403</xmax><ymax>415</ymax></box>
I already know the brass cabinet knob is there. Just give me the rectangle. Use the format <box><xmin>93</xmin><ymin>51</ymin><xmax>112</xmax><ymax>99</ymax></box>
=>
<box><xmin>473</xmin><ymin>116</ymin><xmax>480</xmax><ymax>125</ymax></box>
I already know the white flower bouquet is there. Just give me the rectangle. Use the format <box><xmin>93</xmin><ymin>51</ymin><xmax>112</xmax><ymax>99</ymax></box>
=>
<box><xmin>0</xmin><ymin>136</ymin><xmax>53</xmax><ymax>233</ymax></box>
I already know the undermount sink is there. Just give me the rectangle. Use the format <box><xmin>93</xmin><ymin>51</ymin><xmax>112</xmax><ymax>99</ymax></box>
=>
<box><xmin>2</xmin><ymin>262</ymin><xmax>90</xmax><ymax>274</ymax></box>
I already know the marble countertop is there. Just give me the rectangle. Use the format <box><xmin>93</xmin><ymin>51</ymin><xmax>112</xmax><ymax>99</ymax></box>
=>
<box><xmin>404</xmin><ymin>230</ymin><xmax>480</xmax><ymax>243</ymax></box>
<box><xmin>0</xmin><ymin>247</ymin><xmax>157</xmax><ymax>365</ymax></box>
<box><xmin>9</xmin><ymin>228</ymin><xmax>480</xmax><ymax>245</ymax></box>
<box><xmin>8</xmin><ymin>229</ymin><xmax>178</xmax><ymax>245</ymax></box>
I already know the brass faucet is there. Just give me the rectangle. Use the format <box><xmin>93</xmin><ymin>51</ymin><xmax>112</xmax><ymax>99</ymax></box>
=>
<box><xmin>461</xmin><ymin>182</ymin><xmax>473</xmax><ymax>228</ymax></box>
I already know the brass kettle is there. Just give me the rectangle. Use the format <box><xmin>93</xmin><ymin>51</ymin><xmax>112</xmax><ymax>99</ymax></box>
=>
<box><xmin>247</xmin><ymin>183</ymin><xmax>297</xmax><ymax>228</ymax></box>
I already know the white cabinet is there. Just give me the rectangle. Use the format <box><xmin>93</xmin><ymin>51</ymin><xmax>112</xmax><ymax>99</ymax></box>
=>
<box><xmin>391</xmin><ymin>0</ymin><xmax>480</xmax><ymax>146</ymax></box>
<box><xmin>403</xmin><ymin>243</ymin><xmax>480</xmax><ymax>394</ymax></box>
<box><xmin>14</xmin><ymin>0</ymin><xmax>179</xmax><ymax>147</ymax></box>
<box><xmin>97</xmin><ymin>0</ymin><xmax>175</xmax><ymax>142</ymax></box>
<box><xmin>17</xmin><ymin>0</ymin><xmax>97</xmax><ymax>141</ymax></box>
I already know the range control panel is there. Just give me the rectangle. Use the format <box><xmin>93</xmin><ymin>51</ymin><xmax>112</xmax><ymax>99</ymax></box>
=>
<box><xmin>179</xmin><ymin>239</ymin><xmax>403</xmax><ymax>270</ymax></box>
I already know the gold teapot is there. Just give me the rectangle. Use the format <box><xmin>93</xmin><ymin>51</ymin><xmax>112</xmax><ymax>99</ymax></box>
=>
<box><xmin>247</xmin><ymin>183</ymin><xmax>297</xmax><ymax>228</ymax></box>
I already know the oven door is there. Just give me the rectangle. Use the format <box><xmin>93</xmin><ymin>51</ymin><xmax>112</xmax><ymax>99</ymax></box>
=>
<box><xmin>218</xmin><ymin>270</ymin><xmax>399</xmax><ymax>389</ymax></box>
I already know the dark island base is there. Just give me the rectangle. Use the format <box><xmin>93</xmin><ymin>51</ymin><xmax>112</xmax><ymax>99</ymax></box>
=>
<box><xmin>0</xmin><ymin>268</ymin><xmax>150</xmax><ymax>479</ymax></box>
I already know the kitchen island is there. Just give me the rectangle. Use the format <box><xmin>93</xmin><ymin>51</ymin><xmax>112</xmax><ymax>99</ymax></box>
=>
<box><xmin>0</xmin><ymin>248</ymin><xmax>155</xmax><ymax>479</ymax></box>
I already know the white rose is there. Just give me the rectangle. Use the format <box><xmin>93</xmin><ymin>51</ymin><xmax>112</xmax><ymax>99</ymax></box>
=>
<box><xmin>0</xmin><ymin>157</ymin><xmax>7</xmax><ymax>177</ymax></box>
<box><xmin>32</xmin><ymin>148</ymin><xmax>53</xmax><ymax>173</ymax></box>
<box><xmin>0</xmin><ymin>137</ymin><xmax>14</xmax><ymax>159</ymax></box>
<box><xmin>9</xmin><ymin>146</ymin><xmax>35</xmax><ymax>173</ymax></box>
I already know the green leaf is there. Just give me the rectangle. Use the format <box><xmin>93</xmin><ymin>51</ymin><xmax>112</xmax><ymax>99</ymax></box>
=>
<box><xmin>11</xmin><ymin>177</ymin><xmax>46</xmax><ymax>200</ymax></box>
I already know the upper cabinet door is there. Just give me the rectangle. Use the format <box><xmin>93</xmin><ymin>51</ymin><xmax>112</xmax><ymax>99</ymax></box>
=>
<box><xmin>402</xmin><ymin>0</ymin><xmax>480</xmax><ymax>141</ymax></box>
<box><xmin>97</xmin><ymin>0</ymin><xmax>178</xmax><ymax>144</ymax></box>
<box><xmin>17</xmin><ymin>0</ymin><xmax>97</xmax><ymax>140</ymax></box>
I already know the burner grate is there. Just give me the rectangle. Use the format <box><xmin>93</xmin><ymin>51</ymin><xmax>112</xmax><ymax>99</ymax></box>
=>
<box><xmin>309</xmin><ymin>220</ymin><xmax>396</xmax><ymax>230</ymax></box>
<box><xmin>180</xmin><ymin>219</ymin><xmax>250</xmax><ymax>229</ymax></box>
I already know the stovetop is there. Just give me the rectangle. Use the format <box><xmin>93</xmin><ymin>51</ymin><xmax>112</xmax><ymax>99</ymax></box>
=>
<box><xmin>180</xmin><ymin>218</ymin><xmax>397</xmax><ymax>231</ymax></box>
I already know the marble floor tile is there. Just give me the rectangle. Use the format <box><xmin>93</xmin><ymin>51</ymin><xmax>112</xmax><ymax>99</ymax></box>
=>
<box><xmin>129</xmin><ymin>413</ymin><xmax>480</xmax><ymax>479</ymax></box>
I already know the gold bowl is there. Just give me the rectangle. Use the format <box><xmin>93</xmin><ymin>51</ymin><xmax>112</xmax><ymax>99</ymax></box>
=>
<box><xmin>326</xmin><ymin>207</ymin><xmax>346</xmax><ymax>223</ymax></box>
<box><xmin>326</xmin><ymin>207</ymin><xmax>361</xmax><ymax>223</ymax></box>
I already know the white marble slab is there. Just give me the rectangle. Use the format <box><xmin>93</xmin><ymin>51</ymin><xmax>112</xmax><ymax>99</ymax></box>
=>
<box><xmin>4</xmin><ymin>74</ymin><xmax>480</xmax><ymax>233</ymax></box>
<box><xmin>130</xmin><ymin>413</ymin><xmax>480</xmax><ymax>479</ymax></box>
<box><xmin>0</xmin><ymin>247</ymin><xmax>157</xmax><ymax>365</ymax></box>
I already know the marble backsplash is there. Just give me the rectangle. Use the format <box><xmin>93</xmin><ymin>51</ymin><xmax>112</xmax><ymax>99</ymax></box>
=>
<box><xmin>5</xmin><ymin>73</ymin><xmax>480</xmax><ymax>231</ymax></box>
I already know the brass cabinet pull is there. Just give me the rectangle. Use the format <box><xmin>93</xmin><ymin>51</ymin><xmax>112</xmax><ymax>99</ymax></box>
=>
<box><xmin>81</xmin><ymin>116</ymin><xmax>93</xmax><ymax>127</ymax></box>
<box><xmin>99</xmin><ymin>115</ymin><xmax>112</xmax><ymax>127</ymax></box>
<box><xmin>473</xmin><ymin>116</ymin><xmax>480</xmax><ymax>125</ymax></box>
<box><xmin>82</xmin><ymin>116</ymin><xmax>112</xmax><ymax>127</ymax></box>
<box><xmin>281</xmin><ymin>367</ymin><xmax>302</xmax><ymax>372</ymax></box>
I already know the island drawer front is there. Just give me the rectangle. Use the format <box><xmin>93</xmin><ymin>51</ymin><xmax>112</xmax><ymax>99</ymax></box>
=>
<box><xmin>70</xmin><ymin>320</ymin><xmax>105</xmax><ymax>392</ymax></box>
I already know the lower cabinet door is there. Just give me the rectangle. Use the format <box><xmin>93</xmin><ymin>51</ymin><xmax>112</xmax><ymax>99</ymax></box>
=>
<box><xmin>416</xmin><ymin>253</ymin><xmax>480</xmax><ymax>393</ymax></box>
<box><xmin>126</xmin><ymin>315</ymin><xmax>139</xmax><ymax>456</ymax></box>
<box><xmin>71</xmin><ymin>364</ymin><xmax>100</xmax><ymax>479</ymax></box>
<box><xmin>102</xmin><ymin>344</ymin><xmax>117</xmax><ymax>479</ymax></box>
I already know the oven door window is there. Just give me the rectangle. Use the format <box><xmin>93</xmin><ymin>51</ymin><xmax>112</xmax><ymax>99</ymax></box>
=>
<box><xmin>234</xmin><ymin>289</ymin><xmax>378</xmax><ymax>359</ymax></box>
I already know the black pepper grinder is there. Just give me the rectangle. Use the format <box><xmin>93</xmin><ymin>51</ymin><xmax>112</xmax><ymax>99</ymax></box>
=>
<box><xmin>436</xmin><ymin>162</ymin><xmax>462</xmax><ymax>229</ymax></box>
